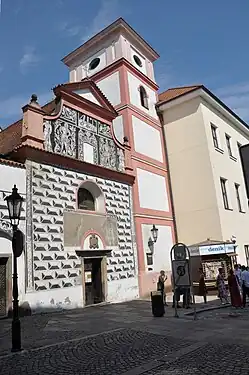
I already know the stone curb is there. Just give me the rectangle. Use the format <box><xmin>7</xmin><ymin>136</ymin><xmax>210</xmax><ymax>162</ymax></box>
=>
<box><xmin>184</xmin><ymin>303</ymin><xmax>231</xmax><ymax>316</ymax></box>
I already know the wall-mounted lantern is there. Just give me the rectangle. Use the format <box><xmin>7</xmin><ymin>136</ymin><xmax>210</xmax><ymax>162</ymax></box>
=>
<box><xmin>147</xmin><ymin>225</ymin><xmax>159</xmax><ymax>254</ymax></box>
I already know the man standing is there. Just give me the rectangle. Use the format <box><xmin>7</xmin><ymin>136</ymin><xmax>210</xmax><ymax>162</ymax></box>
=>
<box><xmin>241</xmin><ymin>265</ymin><xmax>249</xmax><ymax>307</ymax></box>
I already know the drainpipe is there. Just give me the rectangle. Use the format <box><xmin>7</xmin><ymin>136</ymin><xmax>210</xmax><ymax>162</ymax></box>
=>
<box><xmin>157</xmin><ymin>109</ymin><xmax>179</xmax><ymax>244</ymax></box>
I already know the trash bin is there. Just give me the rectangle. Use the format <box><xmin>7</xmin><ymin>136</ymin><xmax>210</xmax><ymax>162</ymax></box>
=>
<box><xmin>151</xmin><ymin>291</ymin><xmax>165</xmax><ymax>317</ymax></box>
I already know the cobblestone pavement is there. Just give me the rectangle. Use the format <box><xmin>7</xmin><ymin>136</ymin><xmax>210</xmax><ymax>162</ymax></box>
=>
<box><xmin>0</xmin><ymin>300</ymin><xmax>249</xmax><ymax>374</ymax></box>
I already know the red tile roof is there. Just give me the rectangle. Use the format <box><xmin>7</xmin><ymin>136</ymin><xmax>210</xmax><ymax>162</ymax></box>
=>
<box><xmin>158</xmin><ymin>85</ymin><xmax>202</xmax><ymax>104</ymax></box>
<box><xmin>0</xmin><ymin>120</ymin><xmax>23</xmax><ymax>155</ymax></box>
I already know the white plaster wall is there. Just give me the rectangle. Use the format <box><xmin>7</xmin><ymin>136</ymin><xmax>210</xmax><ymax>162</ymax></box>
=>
<box><xmin>127</xmin><ymin>72</ymin><xmax>157</xmax><ymax>119</ymax></box>
<box><xmin>142</xmin><ymin>224</ymin><xmax>173</xmax><ymax>273</ymax></box>
<box><xmin>107</xmin><ymin>276</ymin><xmax>139</xmax><ymax>303</ymax></box>
<box><xmin>97</xmin><ymin>72</ymin><xmax>121</xmax><ymax>106</ymax></box>
<box><xmin>132</xmin><ymin>115</ymin><xmax>163</xmax><ymax>162</ymax></box>
<box><xmin>0</xmin><ymin>164</ymin><xmax>26</xmax><ymax>301</ymax></box>
<box><xmin>25</xmin><ymin>286</ymin><xmax>83</xmax><ymax>313</ymax></box>
<box><xmin>73</xmin><ymin>89</ymin><xmax>101</xmax><ymax>106</ymax></box>
<box><xmin>112</xmin><ymin>115</ymin><xmax>124</xmax><ymax>143</ymax></box>
<box><xmin>162</xmin><ymin>98</ymin><xmax>222</xmax><ymax>245</ymax></box>
<box><xmin>201</xmin><ymin>101</ymin><xmax>249</xmax><ymax>264</ymax></box>
<box><xmin>137</xmin><ymin>168</ymin><xmax>169</xmax><ymax>211</ymax></box>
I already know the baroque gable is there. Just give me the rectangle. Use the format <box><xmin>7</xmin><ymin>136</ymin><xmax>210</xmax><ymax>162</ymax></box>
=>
<box><xmin>44</xmin><ymin>105</ymin><xmax>125</xmax><ymax>172</ymax></box>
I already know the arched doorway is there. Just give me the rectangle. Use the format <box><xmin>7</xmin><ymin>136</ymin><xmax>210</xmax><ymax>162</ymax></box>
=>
<box><xmin>0</xmin><ymin>225</ymin><xmax>12</xmax><ymax>317</ymax></box>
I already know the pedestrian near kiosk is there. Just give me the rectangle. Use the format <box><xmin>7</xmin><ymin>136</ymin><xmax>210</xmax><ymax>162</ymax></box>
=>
<box><xmin>171</xmin><ymin>273</ymin><xmax>181</xmax><ymax>308</ymax></box>
<box><xmin>198</xmin><ymin>268</ymin><xmax>207</xmax><ymax>304</ymax></box>
<box><xmin>241</xmin><ymin>265</ymin><xmax>249</xmax><ymax>307</ymax></box>
<box><xmin>157</xmin><ymin>270</ymin><xmax>168</xmax><ymax>306</ymax></box>
<box><xmin>228</xmin><ymin>269</ymin><xmax>242</xmax><ymax>308</ymax></box>
<box><xmin>234</xmin><ymin>264</ymin><xmax>242</xmax><ymax>288</ymax></box>
<box><xmin>216</xmin><ymin>268</ymin><xmax>229</xmax><ymax>304</ymax></box>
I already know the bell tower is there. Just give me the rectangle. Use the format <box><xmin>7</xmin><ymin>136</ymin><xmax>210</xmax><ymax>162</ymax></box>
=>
<box><xmin>62</xmin><ymin>18</ymin><xmax>175</xmax><ymax>297</ymax></box>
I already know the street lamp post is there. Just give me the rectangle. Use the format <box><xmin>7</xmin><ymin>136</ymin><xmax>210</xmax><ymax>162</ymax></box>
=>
<box><xmin>5</xmin><ymin>185</ymin><xmax>24</xmax><ymax>352</ymax></box>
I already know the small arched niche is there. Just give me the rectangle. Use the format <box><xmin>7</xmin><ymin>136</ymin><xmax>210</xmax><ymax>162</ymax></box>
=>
<box><xmin>77</xmin><ymin>180</ymin><xmax>105</xmax><ymax>214</ymax></box>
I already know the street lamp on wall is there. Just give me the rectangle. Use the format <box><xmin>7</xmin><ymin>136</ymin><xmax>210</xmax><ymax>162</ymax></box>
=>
<box><xmin>147</xmin><ymin>225</ymin><xmax>159</xmax><ymax>254</ymax></box>
<box><xmin>5</xmin><ymin>185</ymin><xmax>23</xmax><ymax>228</ymax></box>
<box><xmin>5</xmin><ymin>185</ymin><xmax>24</xmax><ymax>352</ymax></box>
<box><xmin>151</xmin><ymin>225</ymin><xmax>159</xmax><ymax>243</ymax></box>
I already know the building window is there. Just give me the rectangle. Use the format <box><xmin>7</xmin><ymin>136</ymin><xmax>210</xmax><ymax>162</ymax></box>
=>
<box><xmin>139</xmin><ymin>86</ymin><xmax>149</xmax><ymax>109</ymax></box>
<box><xmin>133</xmin><ymin>55</ymin><xmax>143</xmax><ymax>67</ymax></box>
<box><xmin>225</xmin><ymin>134</ymin><xmax>233</xmax><ymax>157</ymax></box>
<box><xmin>220</xmin><ymin>178</ymin><xmax>229</xmax><ymax>209</ymax></box>
<box><xmin>78</xmin><ymin>188</ymin><xmax>95</xmax><ymax>211</ymax></box>
<box><xmin>211</xmin><ymin>124</ymin><xmax>219</xmax><ymax>148</ymax></box>
<box><xmin>89</xmin><ymin>57</ymin><xmax>100</xmax><ymax>70</ymax></box>
<box><xmin>235</xmin><ymin>183</ymin><xmax>243</xmax><ymax>212</ymax></box>
<box><xmin>245</xmin><ymin>245</ymin><xmax>249</xmax><ymax>266</ymax></box>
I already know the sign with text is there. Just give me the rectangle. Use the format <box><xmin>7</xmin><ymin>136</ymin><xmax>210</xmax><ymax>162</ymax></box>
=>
<box><xmin>199</xmin><ymin>243</ymin><xmax>235</xmax><ymax>256</ymax></box>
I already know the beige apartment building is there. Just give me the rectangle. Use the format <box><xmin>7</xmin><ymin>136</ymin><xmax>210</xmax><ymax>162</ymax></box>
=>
<box><xmin>157</xmin><ymin>85</ymin><xmax>249</xmax><ymax>277</ymax></box>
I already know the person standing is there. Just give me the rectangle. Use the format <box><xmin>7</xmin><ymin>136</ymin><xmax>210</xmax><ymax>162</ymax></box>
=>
<box><xmin>228</xmin><ymin>269</ymin><xmax>242</xmax><ymax>308</ymax></box>
<box><xmin>241</xmin><ymin>265</ymin><xmax>249</xmax><ymax>307</ymax></box>
<box><xmin>216</xmin><ymin>268</ymin><xmax>229</xmax><ymax>304</ymax></box>
<box><xmin>198</xmin><ymin>268</ymin><xmax>207</xmax><ymax>304</ymax></box>
<box><xmin>171</xmin><ymin>272</ymin><xmax>181</xmax><ymax>308</ymax></box>
<box><xmin>157</xmin><ymin>270</ymin><xmax>168</xmax><ymax>306</ymax></box>
<box><xmin>234</xmin><ymin>264</ymin><xmax>242</xmax><ymax>288</ymax></box>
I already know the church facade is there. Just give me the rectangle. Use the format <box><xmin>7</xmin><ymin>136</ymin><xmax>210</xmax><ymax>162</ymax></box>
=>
<box><xmin>0</xmin><ymin>18</ymin><xmax>175</xmax><ymax>316</ymax></box>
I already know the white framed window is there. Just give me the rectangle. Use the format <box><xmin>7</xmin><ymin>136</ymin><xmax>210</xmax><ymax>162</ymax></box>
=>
<box><xmin>235</xmin><ymin>183</ymin><xmax>243</xmax><ymax>212</ymax></box>
<box><xmin>220</xmin><ymin>178</ymin><xmax>230</xmax><ymax>210</ymax></box>
<box><xmin>211</xmin><ymin>124</ymin><xmax>219</xmax><ymax>148</ymax></box>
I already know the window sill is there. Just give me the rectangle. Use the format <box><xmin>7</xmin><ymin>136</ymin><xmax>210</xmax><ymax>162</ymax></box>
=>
<box><xmin>229</xmin><ymin>155</ymin><xmax>237</xmax><ymax>162</ymax></box>
<box><xmin>214</xmin><ymin>147</ymin><xmax>224</xmax><ymax>154</ymax></box>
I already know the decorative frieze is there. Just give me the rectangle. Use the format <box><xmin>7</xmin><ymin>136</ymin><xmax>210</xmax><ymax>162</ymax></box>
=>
<box><xmin>44</xmin><ymin>106</ymin><xmax>125</xmax><ymax>172</ymax></box>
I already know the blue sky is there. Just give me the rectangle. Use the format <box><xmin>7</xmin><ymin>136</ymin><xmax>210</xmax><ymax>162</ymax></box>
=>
<box><xmin>0</xmin><ymin>0</ymin><xmax>249</xmax><ymax>128</ymax></box>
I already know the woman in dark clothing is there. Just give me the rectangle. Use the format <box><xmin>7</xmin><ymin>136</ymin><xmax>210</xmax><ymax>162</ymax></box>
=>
<box><xmin>198</xmin><ymin>268</ymin><xmax>207</xmax><ymax>303</ymax></box>
<box><xmin>157</xmin><ymin>270</ymin><xmax>167</xmax><ymax>305</ymax></box>
<box><xmin>228</xmin><ymin>269</ymin><xmax>242</xmax><ymax>308</ymax></box>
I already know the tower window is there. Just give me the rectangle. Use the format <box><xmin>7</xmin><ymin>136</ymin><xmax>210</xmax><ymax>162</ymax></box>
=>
<box><xmin>139</xmin><ymin>86</ymin><xmax>149</xmax><ymax>109</ymax></box>
<box><xmin>89</xmin><ymin>57</ymin><xmax>100</xmax><ymax>70</ymax></box>
<box><xmin>78</xmin><ymin>188</ymin><xmax>95</xmax><ymax>211</ymax></box>
<box><xmin>133</xmin><ymin>55</ymin><xmax>142</xmax><ymax>67</ymax></box>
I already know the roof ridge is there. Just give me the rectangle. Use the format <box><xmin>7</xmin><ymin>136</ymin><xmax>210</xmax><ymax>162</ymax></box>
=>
<box><xmin>163</xmin><ymin>84</ymin><xmax>203</xmax><ymax>92</ymax></box>
<box><xmin>55</xmin><ymin>79</ymin><xmax>117</xmax><ymax>114</ymax></box>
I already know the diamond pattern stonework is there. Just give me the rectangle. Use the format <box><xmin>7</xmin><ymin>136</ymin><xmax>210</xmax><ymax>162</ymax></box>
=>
<box><xmin>31</xmin><ymin>162</ymin><xmax>135</xmax><ymax>292</ymax></box>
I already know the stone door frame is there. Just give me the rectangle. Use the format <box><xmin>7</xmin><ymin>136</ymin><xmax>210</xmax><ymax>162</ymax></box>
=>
<box><xmin>81</xmin><ymin>254</ymin><xmax>107</xmax><ymax>307</ymax></box>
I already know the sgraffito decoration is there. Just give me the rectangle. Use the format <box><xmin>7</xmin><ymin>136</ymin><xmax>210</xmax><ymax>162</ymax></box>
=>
<box><xmin>44</xmin><ymin>106</ymin><xmax>125</xmax><ymax>172</ymax></box>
